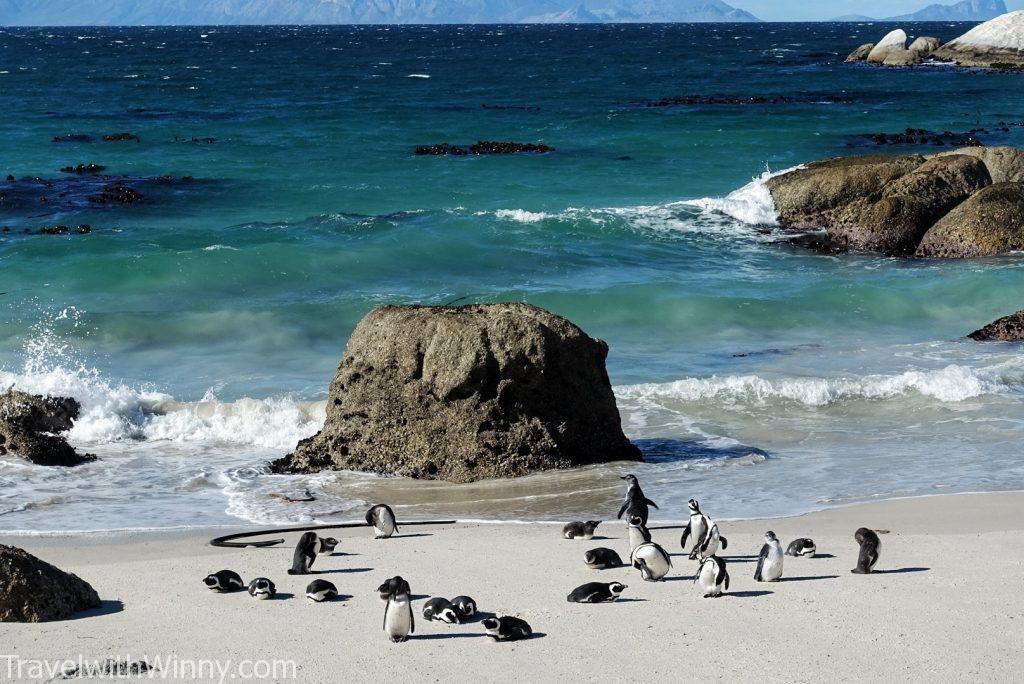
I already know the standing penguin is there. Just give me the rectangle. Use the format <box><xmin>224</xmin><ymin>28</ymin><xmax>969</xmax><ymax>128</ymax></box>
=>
<box><xmin>616</xmin><ymin>474</ymin><xmax>658</xmax><ymax>525</ymax></box>
<box><xmin>630</xmin><ymin>541</ymin><xmax>673</xmax><ymax>581</ymax></box>
<box><xmin>852</xmin><ymin>528</ymin><xmax>881</xmax><ymax>574</ymax></box>
<box><xmin>695</xmin><ymin>555</ymin><xmax>729</xmax><ymax>598</ymax></box>
<box><xmin>679</xmin><ymin>499</ymin><xmax>728</xmax><ymax>561</ymax></box>
<box><xmin>378</xmin><ymin>576</ymin><xmax>414</xmax><ymax>642</ymax></box>
<box><xmin>754</xmin><ymin>531</ymin><xmax>784</xmax><ymax>582</ymax></box>
<box><xmin>627</xmin><ymin>514</ymin><xmax>652</xmax><ymax>552</ymax></box>
<box><xmin>366</xmin><ymin>504</ymin><xmax>399</xmax><ymax>539</ymax></box>
<box><xmin>786</xmin><ymin>538</ymin><xmax>817</xmax><ymax>557</ymax></box>
<box><xmin>563</xmin><ymin>521</ymin><xmax>601</xmax><ymax>540</ymax></box>
<box><xmin>287</xmin><ymin>531</ymin><xmax>318</xmax><ymax>575</ymax></box>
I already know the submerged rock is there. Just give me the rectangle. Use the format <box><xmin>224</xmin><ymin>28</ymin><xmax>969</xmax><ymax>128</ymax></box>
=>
<box><xmin>858</xmin><ymin>128</ymin><xmax>985</xmax><ymax>147</ymax></box>
<box><xmin>52</xmin><ymin>133</ymin><xmax>94</xmax><ymax>143</ymax></box>
<box><xmin>917</xmin><ymin>182</ymin><xmax>1024</xmax><ymax>257</ymax></box>
<box><xmin>60</xmin><ymin>163</ymin><xmax>106</xmax><ymax>175</ymax></box>
<box><xmin>88</xmin><ymin>183</ymin><xmax>143</xmax><ymax>204</ymax></box>
<box><xmin>0</xmin><ymin>545</ymin><xmax>101</xmax><ymax>622</ymax></box>
<box><xmin>643</xmin><ymin>94</ymin><xmax>848</xmax><ymax>107</ymax></box>
<box><xmin>271</xmin><ymin>303</ymin><xmax>641</xmax><ymax>483</ymax></box>
<box><xmin>0</xmin><ymin>390</ymin><xmax>94</xmax><ymax>466</ymax></box>
<box><xmin>969</xmin><ymin>310</ymin><xmax>1024</xmax><ymax>341</ymax></box>
<box><xmin>102</xmin><ymin>132</ymin><xmax>140</xmax><ymax>142</ymax></box>
<box><xmin>415</xmin><ymin>141</ymin><xmax>552</xmax><ymax>156</ymax></box>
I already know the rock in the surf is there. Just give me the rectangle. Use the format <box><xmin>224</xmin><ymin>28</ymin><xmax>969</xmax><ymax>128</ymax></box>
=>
<box><xmin>0</xmin><ymin>389</ymin><xmax>94</xmax><ymax>466</ymax></box>
<box><xmin>866</xmin><ymin>29</ymin><xmax>908</xmax><ymax>63</ymax></box>
<box><xmin>932</xmin><ymin>10</ymin><xmax>1024</xmax><ymax>70</ymax></box>
<box><xmin>908</xmin><ymin>36</ymin><xmax>942</xmax><ymax>55</ymax></box>
<box><xmin>933</xmin><ymin>146</ymin><xmax>1024</xmax><ymax>184</ymax></box>
<box><xmin>916</xmin><ymin>182</ymin><xmax>1024</xmax><ymax>257</ymax></box>
<box><xmin>968</xmin><ymin>310</ymin><xmax>1024</xmax><ymax>341</ymax></box>
<box><xmin>271</xmin><ymin>303</ymin><xmax>641</xmax><ymax>483</ymax></box>
<box><xmin>845</xmin><ymin>43</ymin><xmax>875</xmax><ymax>62</ymax></box>
<box><xmin>0</xmin><ymin>545</ymin><xmax>101</xmax><ymax>622</ymax></box>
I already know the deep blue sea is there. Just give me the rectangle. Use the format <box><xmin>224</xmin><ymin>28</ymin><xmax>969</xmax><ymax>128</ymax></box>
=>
<box><xmin>1</xmin><ymin>23</ymin><xmax>1023</xmax><ymax>531</ymax></box>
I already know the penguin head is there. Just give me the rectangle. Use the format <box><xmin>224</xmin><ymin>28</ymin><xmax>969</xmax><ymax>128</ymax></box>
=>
<box><xmin>248</xmin><ymin>578</ymin><xmax>275</xmax><ymax>599</ymax></box>
<box><xmin>765</xmin><ymin>531</ymin><xmax>778</xmax><ymax>542</ymax></box>
<box><xmin>583</xmin><ymin>520</ymin><xmax>601</xmax><ymax>534</ymax></box>
<box><xmin>620</xmin><ymin>474</ymin><xmax>638</xmax><ymax>485</ymax></box>
<box><xmin>482</xmin><ymin>617</ymin><xmax>501</xmax><ymax>635</ymax></box>
<box><xmin>440</xmin><ymin>607</ymin><xmax>460</xmax><ymax>624</ymax></box>
<box><xmin>628</xmin><ymin>515</ymin><xmax>643</xmax><ymax>528</ymax></box>
<box><xmin>609</xmin><ymin>582</ymin><xmax>627</xmax><ymax>596</ymax></box>
<box><xmin>687</xmin><ymin>498</ymin><xmax>700</xmax><ymax>513</ymax></box>
<box><xmin>203</xmin><ymin>574</ymin><xmax>220</xmax><ymax>590</ymax></box>
<box><xmin>319</xmin><ymin>537</ymin><xmax>339</xmax><ymax>553</ymax></box>
<box><xmin>584</xmin><ymin>550</ymin><xmax>597</xmax><ymax>565</ymax></box>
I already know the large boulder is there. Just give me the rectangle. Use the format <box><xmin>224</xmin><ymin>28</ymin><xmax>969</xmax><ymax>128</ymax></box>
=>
<box><xmin>828</xmin><ymin>154</ymin><xmax>992</xmax><ymax>254</ymax></box>
<box><xmin>908</xmin><ymin>36</ymin><xmax>942</xmax><ymax>55</ymax></box>
<box><xmin>934</xmin><ymin>146</ymin><xmax>1024</xmax><ymax>184</ymax></box>
<box><xmin>882</xmin><ymin>49</ymin><xmax>922</xmax><ymax>66</ymax></box>
<box><xmin>0</xmin><ymin>390</ymin><xmax>93</xmax><ymax>466</ymax></box>
<box><xmin>766</xmin><ymin>154</ymin><xmax>924</xmax><ymax>230</ymax></box>
<box><xmin>846</xmin><ymin>42</ymin><xmax>875</xmax><ymax>62</ymax></box>
<box><xmin>867</xmin><ymin>29</ymin><xmax>908</xmax><ymax>63</ymax></box>
<box><xmin>0</xmin><ymin>545</ymin><xmax>101</xmax><ymax>622</ymax></box>
<box><xmin>271</xmin><ymin>303</ymin><xmax>641</xmax><ymax>483</ymax></box>
<box><xmin>917</xmin><ymin>182</ymin><xmax>1024</xmax><ymax>257</ymax></box>
<box><xmin>968</xmin><ymin>310</ymin><xmax>1024</xmax><ymax>341</ymax></box>
<box><xmin>933</xmin><ymin>11</ymin><xmax>1024</xmax><ymax>70</ymax></box>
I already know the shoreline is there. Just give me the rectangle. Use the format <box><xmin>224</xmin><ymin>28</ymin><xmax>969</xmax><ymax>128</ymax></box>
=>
<box><xmin>4</xmin><ymin>491</ymin><xmax>1024</xmax><ymax>680</ymax></box>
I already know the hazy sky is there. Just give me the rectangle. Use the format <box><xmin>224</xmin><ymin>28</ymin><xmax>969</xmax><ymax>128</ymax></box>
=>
<box><xmin>732</xmin><ymin>0</ymin><xmax>1024</xmax><ymax>21</ymax></box>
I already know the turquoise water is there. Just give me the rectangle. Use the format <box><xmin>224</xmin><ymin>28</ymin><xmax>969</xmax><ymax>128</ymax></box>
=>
<box><xmin>1</xmin><ymin>23</ymin><xmax>1023</xmax><ymax>530</ymax></box>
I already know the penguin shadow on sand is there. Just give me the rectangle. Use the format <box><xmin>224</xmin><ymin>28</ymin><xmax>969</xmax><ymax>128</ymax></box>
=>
<box><xmin>726</xmin><ymin>590</ymin><xmax>774</xmax><ymax>598</ymax></box>
<box><xmin>870</xmin><ymin>567</ymin><xmax>929</xmax><ymax>574</ymax></box>
<box><xmin>309</xmin><ymin>567</ymin><xmax>373</xmax><ymax>575</ymax></box>
<box><xmin>70</xmin><ymin>599</ymin><xmax>125</xmax><ymax>619</ymax></box>
<box><xmin>387</xmin><ymin>532</ymin><xmax>433</xmax><ymax>539</ymax></box>
<box><xmin>776</xmin><ymin>575</ymin><xmax>840</xmax><ymax>582</ymax></box>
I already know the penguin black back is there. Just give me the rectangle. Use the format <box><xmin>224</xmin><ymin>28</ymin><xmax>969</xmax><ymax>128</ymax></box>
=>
<box><xmin>287</xmin><ymin>531</ymin><xmax>318</xmax><ymax>575</ymax></box>
<box><xmin>482</xmin><ymin>616</ymin><xmax>532</xmax><ymax>641</ymax></box>
<box><xmin>852</xmin><ymin>528</ymin><xmax>881</xmax><ymax>574</ymax></box>
<box><xmin>584</xmin><ymin>547</ymin><xmax>624</xmax><ymax>569</ymax></box>
<box><xmin>617</xmin><ymin>474</ymin><xmax>658</xmax><ymax>525</ymax></box>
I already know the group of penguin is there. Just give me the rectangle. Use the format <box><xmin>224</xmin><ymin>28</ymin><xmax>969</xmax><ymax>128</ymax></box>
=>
<box><xmin>563</xmin><ymin>474</ymin><xmax>882</xmax><ymax>602</ymax></box>
<box><xmin>202</xmin><ymin>503</ymin><xmax>532</xmax><ymax>643</ymax></box>
<box><xmin>203</xmin><ymin>474</ymin><xmax>884</xmax><ymax>643</ymax></box>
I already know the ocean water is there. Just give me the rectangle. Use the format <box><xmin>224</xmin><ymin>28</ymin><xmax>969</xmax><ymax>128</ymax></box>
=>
<box><xmin>2</xmin><ymin>23</ymin><xmax>1023</xmax><ymax>532</ymax></box>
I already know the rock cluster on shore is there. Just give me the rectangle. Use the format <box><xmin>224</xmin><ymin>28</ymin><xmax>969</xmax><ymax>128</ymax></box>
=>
<box><xmin>0</xmin><ymin>389</ymin><xmax>94</xmax><ymax>466</ymax></box>
<box><xmin>0</xmin><ymin>545</ymin><xmax>101</xmax><ymax>622</ymax></box>
<box><xmin>847</xmin><ymin>11</ymin><xmax>1024</xmax><ymax>70</ymax></box>
<box><xmin>766</xmin><ymin>146</ymin><xmax>1024</xmax><ymax>257</ymax></box>
<box><xmin>271</xmin><ymin>303</ymin><xmax>641</xmax><ymax>483</ymax></box>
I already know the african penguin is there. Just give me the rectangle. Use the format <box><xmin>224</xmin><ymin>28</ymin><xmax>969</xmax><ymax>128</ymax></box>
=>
<box><xmin>786</xmin><ymin>538</ymin><xmax>817</xmax><ymax>557</ymax></box>
<box><xmin>305</xmin><ymin>579</ymin><xmax>338</xmax><ymax>602</ymax></box>
<box><xmin>378</xmin><ymin>576</ymin><xmax>414</xmax><ymax>642</ymax></box>
<box><xmin>247</xmin><ymin>577</ymin><xmax>276</xmax><ymax>600</ymax></box>
<box><xmin>423</xmin><ymin>597</ymin><xmax>460</xmax><ymax>624</ymax></box>
<box><xmin>695</xmin><ymin>555</ymin><xmax>730</xmax><ymax>598</ymax></box>
<box><xmin>366</xmin><ymin>504</ymin><xmax>399</xmax><ymax>539</ymax></box>
<box><xmin>563</xmin><ymin>520</ymin><xmax>601</xmax><ymax>540</ymax></box>
<box><xmin>680</xmin><ymin>499</ymin><xmax>727</xmax><ymax>561</ymax></box>
<box><xmin>482</xmin><ymin>616</ymin><xmax>532</xmax><ymax>642</ymax></box>
<box><xmin>584</xmin><ymin>547</ymin><xmax>624</xmax><ymax>569</ymax></box>
<box><xmin>754</xmin><ymin>531</ymin><xmax>784</xmax><ymax>582</ymax></box>
<box><xmin>616</xmin><ymin>474</ymin><xmax>658</xmax><ymax>526</ymax></box>
<box><xmin>203</xmin><ymin>570</ymin><xmax>244</xmax><ymax>592</ymax></box>
<box><xmin>317</xmin><ymin>536</ymin><xmax>339</xmax><ymax>555</ymax></box>
<box><xmin>852</xmin><ymin>528</ymin><xmax>881</xmax><ymax>574</ymax></box>
<box><xmin>630</xmin><ymin>541</ymin><xmax>673</xmax><ymax>582</ymax></box>
<box><xmin>626</xmin><ymin>514</ymin><xmax>653</xmax><ymax>553</ymax></box>
<box><xmin>451</xmin><ymin>595</ymin><xmax>477</xmax><ymax>619</ymax></box>
<box><xmin>287</xmin><ymin>531</ymin><xmax>318</xmax><ymax>575</ymax></box>
<box><xmin>567</xmin><ymin>581</ymin><xmax>628</xmax><ymax>603</ymax></box>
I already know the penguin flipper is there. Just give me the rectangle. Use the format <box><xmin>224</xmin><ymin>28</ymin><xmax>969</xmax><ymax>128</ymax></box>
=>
<box><xmin>409</xmin><ymin>603</ymin><xmax>415</xmax><ymax>634</ymax></box>
<box><xmin>644</xmin><ymin>498</ymin><xmax>659</xmax><ymax>510</ymax></box>
<box><xmin>679</xmin><ymin>523</ymin><xmax>691</xmax><ymax>550</ymax></box>
<box><xmin>754</xmin><ymin>543</ymin><xmax>769</xmax><ymax>581</ymax></box>
<box><xmin>616</xmin><ymin>502</ymin><xmax>628</xmax><ymax>519</ymax></box>
<box><xmin>720</xmin><ymin>536</ymin><xmax>728</xmax><ymax>550</ymax></box>
<box><xmin>724</xmin><ymin>571</ymin><xmax>730</xmax><ymax>591</ymax></box>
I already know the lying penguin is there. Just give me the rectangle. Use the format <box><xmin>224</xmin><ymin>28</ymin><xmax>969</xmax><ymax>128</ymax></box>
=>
<box><xmin>423</xmin><ymin>597</ymin><xmax>460</xmax><ymax>624</ymax></box>
<box><xmin>247</xmin><ymin>577</ymin><xmax>276</xmax><ymax>600</ymax></box>
<box><xmin>562</xmin><ymin>520</ymin><xmax>601</xmax><ymax>540</ymax></box>
<box><xmin>584</xmin><ymin>547</ymin><xmax>623</xmax><ymax>569</ymax></box>
<box><xmin>630</xmin><ymin>541</ymin><xmax>672</xmax><ymax>581</ymax></box>
<box><xmin>567</xmin><ymin>581</ymin><xmax>627</xmax><ymax>603</ymax></box>
<box><xmin>305</xmin><ymin>579</ymin><xmax>338</xmax><ymax>602</ymax></box>
<box><xmin>451</xmin><ymin>595</ymin><xmax>477</xmax><ymax>620</ymax></box>
<box><xmin>203</xmin><ymin>570</ymin><xmax>244</xmax><ymax>592</ymax></box>
<box><xmin>482</xmin><ymin>616</ymin><xmax>532</xmax><ymax>642</ymax></box>
<box><xmin>786</xmin><ymin>538</ymin><xmax>817</xmax><ymax>557</ymax></box>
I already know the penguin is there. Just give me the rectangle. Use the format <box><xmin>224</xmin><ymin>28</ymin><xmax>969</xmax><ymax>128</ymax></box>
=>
<box><xmin>852</xmin><ymin>528</ymin><xmax>881</xmax><ymax>574</ymax></box>
<box><xmin>366</xmin><ymin>504</ymin><xmax>399</xmax><ymax>539</ymax></box>
<box><xmin>203</xmin><ymin>570</ymin><xmax>244</xmax><ymax>592</ymax></box>
<box><xmin>679</xmin><ymin>499</ymin><xmax>728</xmax><ymax>561</ymax></box>
<box><xmin>287</xmin><ymin>531</ymin><xmax>317</xmax><ymax>575</ymax></box>
<box><xmin>627</xmin><ymin>514</ymin><xmax>652</xmax><ymax>552</ymax></box>
<box><xmin>482</xmin><ymin>616</ymin><xmax>532</xmax><ymax>641</ymax></box>
<box><xmin>562</xmin><ymin>520</ymin><xmax>601</xmax><ymax>540</ymax></box>
<box><xmin>423</xmin><ymin>597</ymin><xmax>460</xmax><ymax>624</ymax></box>
<box><xmin>451</xmin><ymin>595</ymin><xmax>477</xmax><ymax>619</ymax></box>
<box><xmin>567</xmin><ymin>581</ymin><xmax>628</xmax><ymax>603</ymax></box>
<box><xmin>247</xmin><ymin>577</ymin><xmax>276</xmax><ymax>600</ymax></box>
<box><xmin>305</xmin><ymin>579</ymin><xmax>338</xmax><ymax>602</ymax></box>
<box><xmin>630</xmin><ymin>541</ymin><xmax>673</xmax><ymax>581</ymax></box>
<box><xmin>695</xmin><ymin>555</ymin><xmax>729</xmax><ymax>598</ymax></box>
<box><xmin>378</xmin><ymin>576</ymin><xmax>414</xmax><ymax>643</ymax></box>
<box><xmin>754</xmin><ymin>531</ymin><xmax>785</xmax><ymax>582</ymax></box>
<box><xmin>584</xmin><ymin>547</ymin><xmax>623</xmax><ymax>569</ymax></box>
<box><xmin>317</xmin><ymin>536</ymin><xmax>339</xmax><ymax>555</ymax></box>
<box><xmin>786</xmin><ymin>538</ymin><xmax>817</xmax><ymax>557</ymax></box>
<box><xmin>616</xmin><ymin>474</ymin><xmax>658</xmax><ymax>525</ymax></box>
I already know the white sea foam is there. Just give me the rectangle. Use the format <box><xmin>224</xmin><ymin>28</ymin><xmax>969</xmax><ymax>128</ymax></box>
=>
<box><xmin>407</xmin><ymin>73</ymin><xmax>431</xmax><ymax>78</ymax></box>
<box><xmin>492</xmin><ymin>209</ymin><xmax>553</xmax><ymax>223</ymax></box>
<box><xmin>683</xmin><ymin>165</ymin><xmax>797</xmax><ymax>225</ymax></box>
<box><xmin>616</xmin><ymin>363</ymin><xmax>1019</xmax><ymax>407</ymax></box>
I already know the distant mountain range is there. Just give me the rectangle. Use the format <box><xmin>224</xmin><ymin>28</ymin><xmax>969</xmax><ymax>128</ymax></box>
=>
<box><xmin>831</xmin><ymin>0</ymin><xmax>1007</xmax><ymax>22</ymax></box>
<box><xmin>0</xmin><ymin>0</ymin><xmax>761</xmax><ymax>26</ymax></box>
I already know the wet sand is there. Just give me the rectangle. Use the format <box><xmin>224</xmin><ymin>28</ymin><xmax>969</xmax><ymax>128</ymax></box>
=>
<box><xmin>3</xmin><ymin>492</ymin><xmax>1024</xmax><ymax>682</ymax></box>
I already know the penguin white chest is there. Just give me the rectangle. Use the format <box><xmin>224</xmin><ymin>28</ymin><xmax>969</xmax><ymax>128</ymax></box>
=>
<box><xmin>627</xmin><ymin>527</ymin><xmax>645</xmax><ymax>551</ymax></box>
<box><xmin>763</xmin><ymin>547</ymin><xmax>784</xmax><ymax>581</ymax></box>
<box><xmin>385</xmin><ymin>597</ymin><xmax>412</xmax><ymax>640</ymax></box>
<box><xmin>698</xmin><ymin>563</ymin><xmax>722</xmax><ymax>594</ymax></box>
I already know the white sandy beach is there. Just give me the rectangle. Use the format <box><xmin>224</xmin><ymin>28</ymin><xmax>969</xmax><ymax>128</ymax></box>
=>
<box><xmin>3</xmin><ymin>492</ymin><xmax>1024</xmax><ymax>682</ymax></box>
